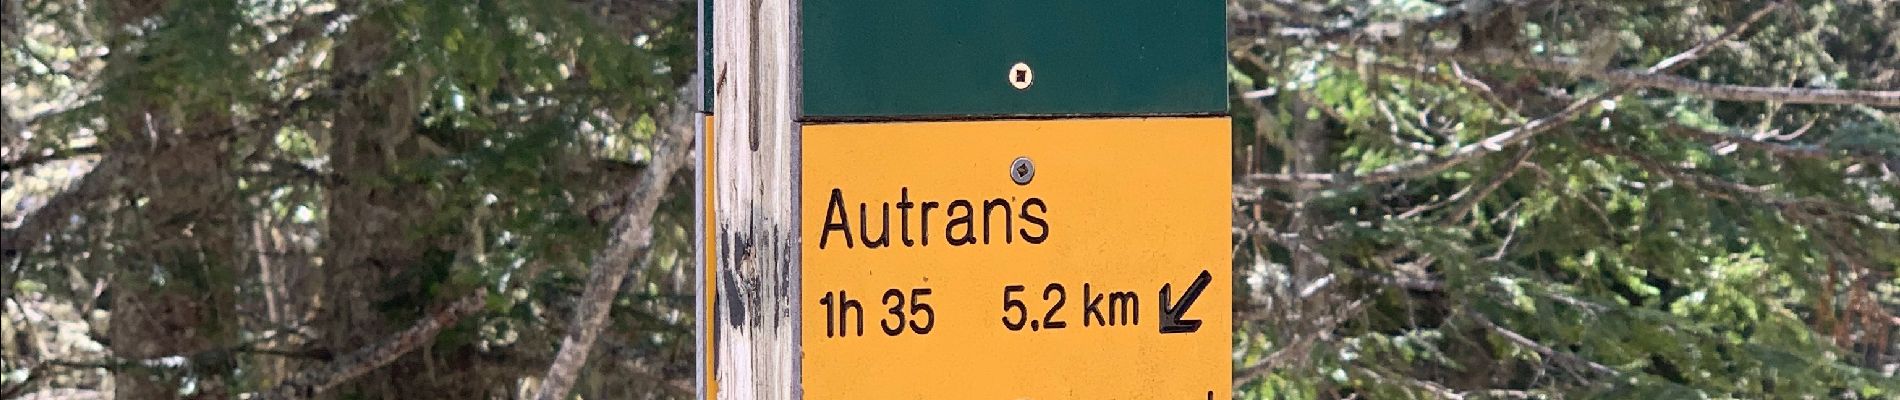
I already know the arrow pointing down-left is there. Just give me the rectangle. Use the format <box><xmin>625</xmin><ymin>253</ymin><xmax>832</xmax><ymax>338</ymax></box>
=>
<box><xmin>1158</xmin><ymin>269</ymin><xmax>1212</xmax><ymax>334</ymax></box>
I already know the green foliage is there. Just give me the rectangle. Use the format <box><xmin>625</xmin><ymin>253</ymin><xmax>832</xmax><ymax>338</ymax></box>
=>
<box><xmin>1232</xmin><ymin>0</ymin><xmax>1899</xmax><ymax>398</ymax></box>
<box><xmin>5</xmin><ymin>0</ymin><xmax>697</xmax><ymax>396</ymax></box>
<box><xmin>5</xmin><ymin>0</ymin><xmax>1897</xmax><ymax>398</ymax></box>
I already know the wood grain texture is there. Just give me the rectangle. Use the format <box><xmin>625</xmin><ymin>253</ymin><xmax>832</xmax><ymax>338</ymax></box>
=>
<box><xmin>712</xmin><ymin>0</ymin><xmax>801</xmax><ymax>397</ymax></box>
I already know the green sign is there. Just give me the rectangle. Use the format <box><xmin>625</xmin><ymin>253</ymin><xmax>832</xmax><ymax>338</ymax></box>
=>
<box><xmin>699</xmin><ymin>0</ymin><xmax>714</xmax><ymax>112</ymax></box>
<box><xmin>800</xmin><ymin>0</ymin><xmax>1227</xmax><ymax>119</ymax></box>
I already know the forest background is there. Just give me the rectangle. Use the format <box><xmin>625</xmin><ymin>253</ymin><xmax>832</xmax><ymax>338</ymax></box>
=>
<box><xmin>3</xmin><ymin>0</ymin><xmax>1898</xmax><ymax>398</ymax></box>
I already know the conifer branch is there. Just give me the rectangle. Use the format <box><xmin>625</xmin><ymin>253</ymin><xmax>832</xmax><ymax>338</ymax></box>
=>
<box><xmin>1436</xmin><ymin>49</ymin><xmax>1899</xmax><ymax>107</ymax></box>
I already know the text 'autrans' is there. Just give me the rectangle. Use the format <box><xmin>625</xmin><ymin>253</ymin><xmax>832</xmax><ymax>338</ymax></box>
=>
<box><xmin>818</xmin><ymin>187</ymin><xmax>1048</xmax><ymax>249</ymax></box>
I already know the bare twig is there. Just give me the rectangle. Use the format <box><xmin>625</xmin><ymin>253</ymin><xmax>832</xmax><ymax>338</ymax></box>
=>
<box><xmin>1231</xmin><ymin>335</ymin><xmax>1317</xmax><ymax>389</ymax></box>
<box><xmin>1646</xmin><ymin>1</ymin><xmax>1789</xmax><ymax>75</ymax></box>
<box><xmin>1246</xmin><ymin>90</ymin><xmax>1598</xmax><ymax>190</ymax></box>
<box><xmin>1442</xmin><ymin>143</ymin><xmax>1537</xmax><ymax>223</ymax></box>
<box><xmin>1468</xmin><ymin>312</ymin><xmax>1619</xmax><ymax>378</ymax></box>
<box><xmin>1</xmin><ymin>156</ymin><xmax>126</xmax><ymax>262</ymax></box>
<box><xmin>532</xmin><ymin>96</ymin><xmax>695</xmax><ymax>400</ymax></box>
<box><xmin>1238</xmin><ymin>0</ymin><xmax>1559</xmax><ymax>45</ymax></box>
<box><xmin>1245</xmin><ymin>0</ymin><xmax>1793</xmax><ymax>190</ymax></box>
<box><xmin>1434</xmin><ymin>48</ymin><xmax>1899</xmax><ymax>107</ymax></box>
<box><xmin>1434</xmin><ymin>3</ymin><xmax>1894</xmax><ymax>107</ymax></box>
<box><xmin>0</xmin><ymin>145</ymin><xmax>101</xmax><ymax>172</ymax></box>
<box><xmin>1666</xmin><ymin>123</ymin><xmax>1895</xmax><ymax>168</ymax></box>
<box><xmin>252</xmin><ymin>289</ymin><xmax>490</xmax><ymax>399</ymax></box>
<box><xmin>1579</xmin><ymin>138</ymin><xmax>1866</xmax><ymax>216</ymax></box>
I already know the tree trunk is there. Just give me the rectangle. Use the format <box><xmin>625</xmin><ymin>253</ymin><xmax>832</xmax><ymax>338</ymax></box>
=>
<box><xmin>313</xmin><ymin>14</ymin><xmax>477</xmax><ymax>399</ymax></box>
<box><xmin>1281</xmin><ymin>98</ymin><xmax>1338</xmax><ymax>375</ymax></box>
<box><xmin>100</xmin><ymin>2</ymin><xmax>242</xmax><ymax>398</ymax></box>
<box><xmin>107</xmin><ymin>135</ymin><xmax>242</xmax><ymax>399</ymax></box>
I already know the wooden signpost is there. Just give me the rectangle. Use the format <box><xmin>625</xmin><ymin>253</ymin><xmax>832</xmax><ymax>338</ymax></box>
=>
<box><xmin>699</xmin><ymin>0</ymin><xmax>1228</xmax><ymax>398</ymax></box>
<box><xmin>694</xmin><ymin>0</ymin><xmax>716</xmax><ymax>398</ymax></box>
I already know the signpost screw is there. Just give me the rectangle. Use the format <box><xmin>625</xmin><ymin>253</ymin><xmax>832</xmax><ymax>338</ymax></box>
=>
<box><xmin>1009</xmin><ymin>62</ymin><xmax>1034</xmax><ymax>90</ymax></box>
<box><xmin>1011</xmin><ymin>156</ymin><xmax>1035</xmax><ymax>185</ymax></box>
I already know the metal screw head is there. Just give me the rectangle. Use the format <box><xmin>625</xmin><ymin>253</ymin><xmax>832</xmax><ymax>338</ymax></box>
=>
<box><xmin>1010</xmin><ymin>156</ymin><xmax>1035</xmax><ymax>185</ymax></box>
<box><xmin>1008</xmin><ymin>62</ymin><xmax>1033</xmax><ymax>90</ymax></box>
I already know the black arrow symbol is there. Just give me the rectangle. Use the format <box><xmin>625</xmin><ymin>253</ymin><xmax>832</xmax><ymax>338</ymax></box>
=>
<box><xmin>1158</xmin><ymin>269</ymin><xmax>1212</xmax><ymax>334</ymax></box>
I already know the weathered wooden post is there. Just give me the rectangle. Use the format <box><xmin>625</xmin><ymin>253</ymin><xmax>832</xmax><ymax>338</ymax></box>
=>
<box><xmin>692</xmin><ymin>0</ymin><xmax>717</xmax><ymax>398</ymax></box>
<box><xmin>700</xmin><ymin>0</ymin><xmax>1230</xmax><ymax>398</ymax></box>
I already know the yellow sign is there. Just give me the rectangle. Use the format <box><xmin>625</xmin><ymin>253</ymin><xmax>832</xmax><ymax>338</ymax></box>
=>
<box><xmin>801</xmin><ymin>117</ymin><xmax>1231</xmax><ymax>399</ymax></box>
<box><xmin>700</xmin><ymin>116</ymin><xmax>718</xmax><ymax>400</ymax></box>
